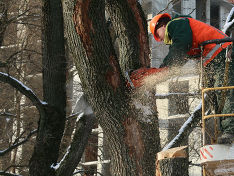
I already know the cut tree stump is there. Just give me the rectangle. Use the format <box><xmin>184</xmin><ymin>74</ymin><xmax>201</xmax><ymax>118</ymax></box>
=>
<box><xmin>156</xmin><ymin>146</ymin><xmax>189</xmax><ymax>176</ymax></box>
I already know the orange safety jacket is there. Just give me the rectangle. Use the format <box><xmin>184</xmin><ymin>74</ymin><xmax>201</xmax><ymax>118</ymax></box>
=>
<box><xmin>186</xmin><ymin>18</ymin><xmax>232</xmax><ymax>66</ymax></box>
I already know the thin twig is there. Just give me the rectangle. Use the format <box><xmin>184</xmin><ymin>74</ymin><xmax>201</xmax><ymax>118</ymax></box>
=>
<box><xmin>0</xmin><ymin>130</ymin><xmax>37</xmax><ymax>156</ymax></box>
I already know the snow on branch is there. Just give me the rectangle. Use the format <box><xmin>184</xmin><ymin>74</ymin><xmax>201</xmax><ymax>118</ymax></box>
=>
<box><xmin>162</xmin><ymin>94</ymin><xmax>210</xmax><ymax>151</ymax></box>
<box><xmin>51</xmin><ymin>146</ymin><xmax>71</xmax><ymax>170</ymax></box>
<box><xmin>0</xmin><ymin>72</ymin><xmax>47</xmax><ymax>113</ymax></box>
<box><xmin>55</xmin><ymin>113</ymin><xmax>95</xmax><ymax>176</ymax></box>
<box><xmin>0</xmin><ymin>130</ymin><xmax>37</xmax><ymax>156</ymax></box>
<box><xmin>0</xmin><ymin>111</ymin><xmax>16</xmax><ymax>117</ymax></box>
<box><xmin>222</xmin><ymin>7</ymin><xmax>234</xmax><ymax>34</ymax></box>
<box><xmin>162</xmin><ymin>100</ymin><xmax>203</xmax><ymax>151</ymax></box>
<box><xmin>66</xmin><ymin>112</ymin><xmax>82</xmax><ymax>121</ymax></box>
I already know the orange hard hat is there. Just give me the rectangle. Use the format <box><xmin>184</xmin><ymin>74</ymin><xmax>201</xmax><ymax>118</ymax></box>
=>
<box><xmin>149</xmin><ymin>13</ymin><xmax>171</xmax><ymax>41</ymax></box>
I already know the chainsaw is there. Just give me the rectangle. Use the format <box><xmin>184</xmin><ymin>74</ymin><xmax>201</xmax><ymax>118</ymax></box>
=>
<box><xmin>126</xmin><ymin>67</ymin><xmax>167</xmax><ymax>89</ymax></box>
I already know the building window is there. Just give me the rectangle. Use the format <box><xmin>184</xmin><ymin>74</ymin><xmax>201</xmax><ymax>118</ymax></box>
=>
<box><xmin>168</xmin><ymin>81</ymin><xmax>189</xmax><ymax>116</ymax></box>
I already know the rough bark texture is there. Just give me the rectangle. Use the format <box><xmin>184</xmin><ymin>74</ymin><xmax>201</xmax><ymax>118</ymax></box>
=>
<box><xmin>59</xmin><ymin>0</ymin><xmax>77</xmax><ymax>159</ymax></box>
<box><xmin>105</xmin><ymin>0</ymin><xmax>150</xmax><ymax>73</ymax></box>
<box><xmin>29</xmin><ymin>106</ymin><xmax>65</xmax><ymax>176</ymax></box>
<box><xmin>0</xmin><ymin>0</ymin><xmax>8</xmax><ymax>46</ymax></box>
<box><xmin>159</xmin><ymin>158</ymin><xmax>189</xmax><ymax>176</ymax></box>
<box><xmin>56</xmin><ymin>114</ymin><xmax>95</xmax><ymax>176</ymax></box>
<box><xmin>72</xmin><ymin>0</ymin><xmax>160</xmax><ymax>175</ymax></box>
<box><xmin>60</xmin><ymin>1</ymin><xmax>99</xmax><ymax>174</ymax></box>
<box><xmin>29</xmin><ymin>0</ymin><xmax>67</xmax><ymax>175</ymax></box>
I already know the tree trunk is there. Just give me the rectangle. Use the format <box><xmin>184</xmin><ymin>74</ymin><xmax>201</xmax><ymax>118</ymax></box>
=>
<box><xmin>72</xmin><ymin>0</ymin><xmax>160</xmax><ymax>175</ymax></box>
<box><xmin>58</xmin><ymin>36</ymin><xmax>75</xmax><ymax>160</ymax></box>
<box><xmin>29</xmin><ymin>0</ymin><xmax>67</xmax><ymax>175</ymax></box>
<box><xmin>105</xmin><ymin>0</ymin><xmax>150</xmax><ymax>73</ymax></box>
<box><xmin>159</xmin><ymin>158</ymin><xmax>189</xmax><ymax>176</ymax></box>
<box><xmin>56</xmin><ymin>114</ymin><xmax>95</xmax><ymax>176</ymax></box>
<box><xmin>0</xmin><ymin>0</ymin><xmax>8</xmax><ymax>46</ymax></box>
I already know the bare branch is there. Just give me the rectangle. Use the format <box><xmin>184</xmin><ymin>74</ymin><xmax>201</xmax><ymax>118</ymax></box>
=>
<box><xmin>0</xmin><ymin>171</ymin><xmax>22</xmax><ymax>176</ymax></box>
<box><xmin>7</xmin><ymin>9</ymin><xmax>31</xmax><ymax>24</ymax></box>
<box><xmin>5</xmin><ymin>48</ymin><xmax>42</xmax><ymax>66</ymax></box>
<box><xmin>163</xmin><ymin>96</ymin><xmax>209</xmax><ymax>150</ymax></box>
<box><xmin>0</xmin><ymin>111</ymin><xmax>16</xmax><ymax>117</ymax></box>
<box><xmin>3</xmin><ymin>165</ymin><xmax>28</xmax><ymax>173</ymax></box>
<box><xmin>66</xmin><ymin>112</ymin><xmax>81</xmax><ymax>121</ymax></box>
<box><xmin>223</xmin><ymin>7</ymin><xmax>234</xmax><ymax>34</ymax></box>
<box><xmin>0</xmin><ymin>72</ymin><xmax>46</xmax><ymax>114</ymax></box>
<box><xmin>12</xmin><ymin>131</ymin><xmax>26</xmax><ymax>145</ymax></box>
<box><xmin>56</xmin><ymin>114</ymin><xmax>95</xmax><ymax>176</ymax></box>
<box><xmin>157</xmin><ymin>0</ymin><xmax>181</xmax><ymax>15</ymax></box>
<box><xmin>12</xmin><ymin>21</ymin><xmax>41</xmax><ymax>27</ymax></box>
<box><xmin>0</xmin><ymin>130</ymin><xmax>37</xmax><ymax>156</ymax></box>
<box><xmin>4</xmin><ymin>50</ymin><xmax>26</xmax><ymax>67</ymax></box>
<box><xmin>188</xmin><ymin>8</ymin><xmax>196</xmax><ymax>15</ymax></box>
<box><xmin>72</xmin><ymin>170</ymin><xmax>104</xmax><ymax>176</ymax></box>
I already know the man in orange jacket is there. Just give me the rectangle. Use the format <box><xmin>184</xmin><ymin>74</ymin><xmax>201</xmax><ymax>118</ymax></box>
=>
<box><xmin>150</xmin><ymin>13</ymin><xmax>234</xmax><ymax>144</ymax></box>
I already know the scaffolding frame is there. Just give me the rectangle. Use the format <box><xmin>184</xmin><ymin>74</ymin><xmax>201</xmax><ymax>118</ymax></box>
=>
<box><xmin>201</xmin><ymin>86</ymin><xmax>234</xmax><ymax>145</ymax></box>
<box><xmin>200</xmin><ymin>38</ymin><xmax>234</xmax><ymax>176</ymax></box>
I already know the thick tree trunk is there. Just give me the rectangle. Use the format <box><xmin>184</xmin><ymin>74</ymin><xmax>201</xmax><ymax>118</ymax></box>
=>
<box><xmin>72</xmin><ymin>0</ymin><xmax>160</xmax><ymax>175</ymax></box>
<box><xmin>105</xmin><ymin>0</ymin><xmax>150</xmax><ymax>73</ymax></box>
<box><xmin>29</xmin><ymin>107</ymin><xmax>65</xmax><ymax>176</ymax></box>
<box><xmin>29</xmin><ymin>0</ymin><xmax>66</xmax><ymax>175</ymax></box>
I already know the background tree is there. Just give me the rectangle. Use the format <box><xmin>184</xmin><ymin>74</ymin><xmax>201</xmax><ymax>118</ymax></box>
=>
<box><xmin>0</xmin><ymin>0</ymin><xmax>96</xmax><ymax>175</ymax></box>
<box><xmin>28</xmin><ymin>0</ymin><xmax>67</xmax><ymax>174</ymax></box>
<box><xmin>0</xmin><ymin>0</ymin><xmax>42</xmax><ymax>175</ymax></box>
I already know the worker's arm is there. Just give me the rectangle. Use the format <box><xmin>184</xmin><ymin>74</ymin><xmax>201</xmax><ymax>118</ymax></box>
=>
<box><xmin>127</xmin><ymin>67</ymin><xmax>168</xmax><ymax>88</ymax></box>
<box><xmin>160</xmin><ymin>18</ymin><xmax>193</xmax><ymax>68</ymax></box>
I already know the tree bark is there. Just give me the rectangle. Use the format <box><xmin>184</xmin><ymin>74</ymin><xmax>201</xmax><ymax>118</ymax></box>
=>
<box><xmin>29</xmin><ymin>0</ymin><xmax>67</xmax><ymax>175</ymax></box>
<box><xmin>105</xmin><ymin>0</ymin><xmax>150</xmax><ymax>73</ymax></box>
<box><xmin>59</xmin><ymin>0</ymin><xmax>84</xmax><ymax>159</ymax></box>
<box><xmin>56</xmin><ymin>114</ymin><xmax>95</xmax><ymax>176</ymax></box>
<box><xmin>0</xmin><ymin>0</ymin><xmax>8</xmax><ymax>46</ymax></box>
<box><xmin>159</xmin><ymin>158</ymin><xmax>189</xmax><ymax>176</ymax></box>
<box><xmin>72</xmin><ymin>0</ymin><xmax>160</xmax><ymax>175</ymax></box>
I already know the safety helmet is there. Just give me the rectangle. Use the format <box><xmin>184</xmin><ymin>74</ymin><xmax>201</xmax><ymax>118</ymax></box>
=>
<box><xmin>149</xmin><ymin>13</ymin><xmax>171</xmax><ymax>41</ymax></box>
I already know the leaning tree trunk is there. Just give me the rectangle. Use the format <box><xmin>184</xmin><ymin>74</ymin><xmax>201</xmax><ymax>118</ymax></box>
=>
<box><xmin>72</xmin><ymin>0</ymin><xmax>160</xmax><ymax>175</ymax></box>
